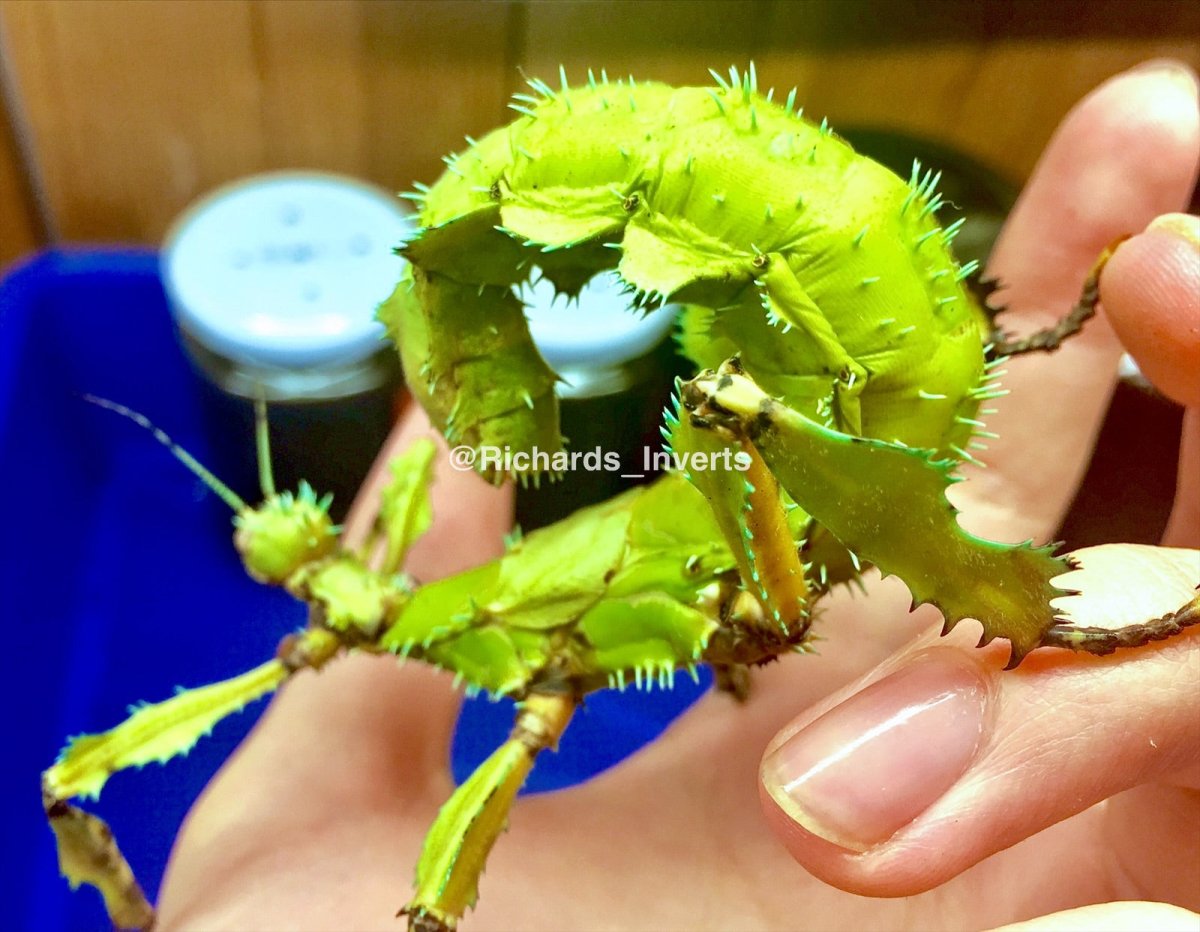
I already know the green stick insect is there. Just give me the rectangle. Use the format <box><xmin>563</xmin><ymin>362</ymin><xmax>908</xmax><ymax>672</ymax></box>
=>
<box><xmin>43</xmin><ymin>65</ymin><xmax>1199</xmax><ymax>931</ymax></box>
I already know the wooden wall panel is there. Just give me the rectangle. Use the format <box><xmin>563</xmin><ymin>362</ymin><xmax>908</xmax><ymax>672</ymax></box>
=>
<box><xmin>2</xmin><ymin>0</ymin><xmax>264</xmax><ymax>241</ymax></box>
<box><xmin>252</xmin><ymin>1</ymin><xmax>371</xmax><ymax>176</ymax></box>
<box><xmin>517</xmin><ymin>0</ymin><xmax>764</xmax><ymax>91</ymax></box>
<box><xmin>754</xmin><ymin>1</ymin><xmax>1200</xmax><ymax>184</ymax></box>
<box><xmin>0</xmin><ymin>0</ymin><xmax>1195</xmax><ymax>245</ymax></box>
<box><xmin>954</xmin><ymin>39</ymin><xmax>1200</xmax><ymax>181</ymax></box>
<box><xmin>0</xmin><ymin>0</ymin><xmax>514</xmax><ymax>243</ymax></box>
<box><xmin>358</xmin><ymin>1</ymin><xmax>514</xmax><ymax>195</ymax></box>
<box><xmin>0</xmin><ymin>84</ymin><xmax>42</xmax><ymax>268</ymax></box>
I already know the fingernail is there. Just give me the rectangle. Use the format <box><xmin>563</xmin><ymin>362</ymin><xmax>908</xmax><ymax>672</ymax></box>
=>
<box><xmin>1129</xmin><ymin>59</ymin><xmax>1199</xmax><ymax>100</ymax></box>
<box><xmin>762</xmin><ymin>651</ymin><xmax>990</xmax><ymax>851</ymax></box>
<box><xmin>1147</xmin><ymin>213</ymin><xmax>1200</xmax><ymax>248</ymax></box>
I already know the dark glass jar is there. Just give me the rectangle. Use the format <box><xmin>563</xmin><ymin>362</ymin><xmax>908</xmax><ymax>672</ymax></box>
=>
<box><xmin>162</xmin><ymin>172</ymin><xmax>412</xmax><ymax>520</ymax></box>
<box><xmin>515</xmin><ymin>271</ymin><xmax>684</xmax><ymax>531</ymax></box>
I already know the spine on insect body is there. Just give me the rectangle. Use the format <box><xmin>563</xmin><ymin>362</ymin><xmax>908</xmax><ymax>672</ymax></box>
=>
<box><xmin>380</xmin><ymin>66</ymin><xmax>994</xmax><ymax>485</ymax></box>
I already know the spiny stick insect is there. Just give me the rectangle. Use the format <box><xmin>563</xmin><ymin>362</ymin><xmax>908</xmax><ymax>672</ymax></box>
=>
<box><xmin>45</xmin><ymin>65</ymin><xmax>1200</xmax><ymax>932</ymax></box>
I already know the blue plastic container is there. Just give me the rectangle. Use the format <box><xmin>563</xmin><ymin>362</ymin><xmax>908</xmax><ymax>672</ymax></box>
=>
<box><xmin>0</xmin><ymin>250</ymin><xmax>709</xmax><ymax>932</ymax></box>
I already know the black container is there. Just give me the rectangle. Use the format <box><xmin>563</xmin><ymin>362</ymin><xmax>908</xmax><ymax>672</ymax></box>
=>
<box><xmin>162</xmin><ymin>172</ymin><xmax>413</xmax><ymax>520</ymax></box>
<box><xmin>513</xmin><ymin>272</ymin><xmax>684</xmax><ymax>531</ymax></box>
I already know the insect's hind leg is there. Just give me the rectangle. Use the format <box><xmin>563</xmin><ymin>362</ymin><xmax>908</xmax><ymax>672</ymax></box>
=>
<box><xmin>986</xmin><ymin>239</ymin><xmax>1123</xmax><ymax>357</ymax></box>
<box><xmin>404</xmin><ymin>691</ymin><xmax>576</xmax><ymax>932</ymax></box>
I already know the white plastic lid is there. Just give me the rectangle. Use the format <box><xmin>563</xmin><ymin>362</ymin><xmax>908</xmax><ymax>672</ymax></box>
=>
<box><xmin>163</xmin><ymin>172</ymin><xmax>415</xmax><ymax>369</ymax></box>
<box><xmin>520</xmin><ymin>271</ymin><xmax>678</xmax><ymax>370</ymax></box>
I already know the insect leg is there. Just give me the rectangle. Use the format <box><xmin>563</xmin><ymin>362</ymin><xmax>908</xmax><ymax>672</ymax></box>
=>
<box><xmin>988</xmin><ymin>238</ymin><xmax>1124</xmax><ymax>357</ymax></box>
<box><xmin>378</xmin><ymin>268</ymin><xmax>561</xmax><ymax>484</ymax></box>
<box><xmin>759</xmin><ymin>255</ymin><xmax>869</xmax><ymax>435</ymax></box>
<box><xmin>681</xmin><ymin>360</ymin><xmax>1075</xmax><ymax>667</ymax></box>
<box><xmin>711</xmin><ymin>662</ymin><xmax>752</xmax><ymax>701</ymax></box>
<box><xmin>41</xmin><ymin>797</ymin><xmax>153</xmax><ymax>930</ymax></box>
<box><xmin>403</xmin><ymin>691</ymin><xmax>577</xmax><ymax>932</ymax></box>
<box><xmin>1041</xmin><ymin>588</ymin><xmax>1199</xmax><ymax>656</ymax></box>
<box><xmin>668</xmin><ymin>379</ymin><xmax>813</xmax><ymax>664</ymax></box>
<box><xmin>42</xmin><ymin>628</ymin><xmax>341</xmax><ymax>929</ymax></box>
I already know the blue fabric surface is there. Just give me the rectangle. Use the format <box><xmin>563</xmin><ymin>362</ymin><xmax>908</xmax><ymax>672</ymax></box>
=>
<box><xmin>0</xmin><ymin>250</ymin><xmax>709</xmax><ymax>932</ymax></box>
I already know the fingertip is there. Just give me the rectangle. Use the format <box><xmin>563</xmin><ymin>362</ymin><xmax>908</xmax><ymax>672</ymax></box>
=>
<box><xmin>1071</xmin><ymin>61</ymin><xmax>1199</xmax><ymax>197</ymax></box>
<box><xmin>757</xmin><ymin>556</ymin><xmax>1199</xmax><ymax>897</ymax></box>
<box><xmin>990</xmin><ymin>59</ymin><xmax>1198</xmax><ymax>303</ymax></box>
<box><xmin>988</xmin><ymin>901</ymin><xmax>1200</xmax><ymax>932</ymax></box>
<box><xmin>1102</xmin><ymin>214</ymin><xmax>1200</xmax><ymax>407</ymax></box>
<box><xmin>756</xmin><ymin>647</ymin><xmax>999</xmax><ymax>897</ymax></box>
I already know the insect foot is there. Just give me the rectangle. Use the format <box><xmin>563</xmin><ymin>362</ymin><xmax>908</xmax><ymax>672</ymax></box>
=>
<box><xmin>42</xmin><ymin>781</ymin><xmax>154</xmax><ymax>931</ymax></box>
<box><xmin>680</xmin><ymin>356</ymin><xmax>778</xmax><ymax>442</ymax></box>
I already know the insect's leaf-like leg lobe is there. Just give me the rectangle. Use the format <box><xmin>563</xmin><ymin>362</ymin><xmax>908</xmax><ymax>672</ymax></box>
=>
<box><xmin>684</xmin><ymin>362</ymin><xmax>1073</xmax><ymax>665</ymax></box>
<box><xmin>41</xmin><ymin>629</ymin><xmax>343</xmax><ymax>929</ymax></box>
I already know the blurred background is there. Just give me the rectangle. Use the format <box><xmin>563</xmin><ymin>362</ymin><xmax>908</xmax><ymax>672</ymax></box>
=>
<box><xmin>1</xmin><ymin>2</ymin><xmax>1197</xmax><ymax>930</ymax></box>
<box><xmin>2</xmin><ymin>0</ymin><xmax>1198</xmax><ymax>261</ymax></box>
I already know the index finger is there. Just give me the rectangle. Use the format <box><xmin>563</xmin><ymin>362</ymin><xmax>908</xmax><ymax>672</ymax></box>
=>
<box><xmin>959</xmin><ymin>62</ymin><xmax>1199</xmax><ymax>545</ymax></box>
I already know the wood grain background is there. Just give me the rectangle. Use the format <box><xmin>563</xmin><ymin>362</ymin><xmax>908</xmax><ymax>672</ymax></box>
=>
<box><xmin>1</xmin><ymin>0</ymin><xmax>1196</xmax><ymax>270</ymax></box>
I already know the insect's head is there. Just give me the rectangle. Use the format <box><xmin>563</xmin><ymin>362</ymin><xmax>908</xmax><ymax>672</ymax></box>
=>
<box><xmin>229</xmin><ymin>396</ymin><xmax>340</xmax><ymax>583</ymax></box>
<box><xmin>85</xmin><ymin>394</ymin><xmax>342</xmax><ymax>585</ymax></box>
<box><xmin>233</xmin><ymin>483</ymin><xmax>339</xmax><ymax>584</ymax></box>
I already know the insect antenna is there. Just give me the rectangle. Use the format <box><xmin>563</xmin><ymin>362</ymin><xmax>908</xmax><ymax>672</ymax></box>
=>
<box><xmin>82</xmin><ymin>395</ymin><xmax>248</xmax><ymax>513</ymax></box>
<box><xmin>253</xmin><ymin>394</ymin><xmax>277</xmax><ymax>499</ymax></box>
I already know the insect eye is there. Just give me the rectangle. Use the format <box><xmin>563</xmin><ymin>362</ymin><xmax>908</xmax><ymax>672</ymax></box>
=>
<box><xmin>752</xmin><ymin>253</ymin><xmax>769</xmax><ymax>270</ymax></box>
<box><xmin>489</xmin><ymin>181</ymin><xmax>501</xmax><ymax>201</ymax></box>
<box><xmin>622</xmin><ymin>194</ymin><xmax>640</xmax><ymax>212</ymax></box>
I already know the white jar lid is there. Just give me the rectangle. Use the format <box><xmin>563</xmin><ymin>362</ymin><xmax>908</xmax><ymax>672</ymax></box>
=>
<box><xmin>163</xmin><ymin>172</ymin><xmax>415</xmax><ymax>369</ymax></box>
<box><xmin>520</xmin><ymin>271</ymin><xmax>678</xmax><ymax>371</ymax></box>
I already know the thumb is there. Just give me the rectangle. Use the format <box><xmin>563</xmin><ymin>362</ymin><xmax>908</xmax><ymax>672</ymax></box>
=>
<box><xmin>1102</xmin><ymin>213</ymin><xmax>1200</xmax><ymax>410</ymax></box>
<box><xmin>758</xmin><ymin>544</ymin><xmax>1199</xmax><ymax>897</ymax></box>
<box><xmin>1100</xmin><ymin>212</ymin><xmax>1200</xmax><ymax>549</ymax></box>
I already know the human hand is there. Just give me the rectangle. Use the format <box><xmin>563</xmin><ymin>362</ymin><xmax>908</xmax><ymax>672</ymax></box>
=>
<box><xmin>156</xmin><ymin>61</ymin><xmax>1199</xmax><ymax>930</ymax></box>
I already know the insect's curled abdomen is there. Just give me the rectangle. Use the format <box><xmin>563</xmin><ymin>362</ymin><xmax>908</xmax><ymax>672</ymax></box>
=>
<box><xmin>380</xmin><ymin>68</ymin><xmax>992</xmax><ymax>478</ymax></box>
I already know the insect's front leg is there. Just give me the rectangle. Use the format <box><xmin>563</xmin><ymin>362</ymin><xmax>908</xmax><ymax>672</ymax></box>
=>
<box><xmin>984</xmin><ymin>238</ymin><xmax>1121</xmax><ymax>357</ymax></box>
<box><xmin>756</xmin><ymin>253</ymin><xmax>869</xmax><ymax>434</ymax></box>
<box><xmin>682</xmin><ymin>358</ymin><xmax>1200</xmax><ymax>666</ymax></box>
<box><xmin>665</xmin><ymin>372</ymin><xmax>817</xmax><ymax>680</ymax></box>
<box><xmin>403</xmin><ymin>691</ymin><xmax>577</xmax><ymax>932</ymax></box>
<box><xmin>1040</xmin><ymin>590</ymin><xmax>1200</xmax><ymax>656</ymax></box>
<box><xmin>41</xmin><ymin>627</ymin><xmax>345</xmax><ymax>929</ymax></box>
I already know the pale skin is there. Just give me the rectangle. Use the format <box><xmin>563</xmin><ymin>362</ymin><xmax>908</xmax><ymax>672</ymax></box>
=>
<box><xmin>157</xmin><ymin>63</ymin><xmax>1200</xmax><ymax>931</ymax></box>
